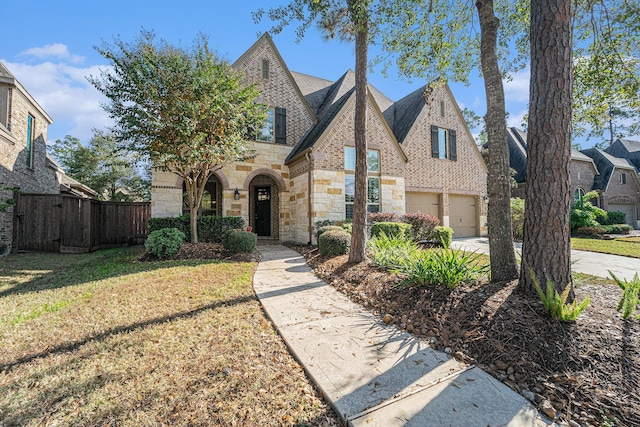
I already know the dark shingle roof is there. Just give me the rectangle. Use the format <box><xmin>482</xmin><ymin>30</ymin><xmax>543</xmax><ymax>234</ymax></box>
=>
<box><xmin>605</xmin><ymin>138</ymin><xmax>640</xmax><ymax>172</ymax></box>
<box><xmin>286</xmin><ymin>87</ymin><xmax>355</xmax><ymax>163</ymax></box>
<box><xmin>387</xmin><ymin>87</ymin><xmax>426</xmax><ymax>144</ymax></box>
<box><xmin>581</xmin><ymin>148</ymin><xmax>635</xmax><ymax>191</ymax></box>
<box><xmin>290</xmin><ymin>71</ymin><xmax>334</xmax><ymax>116</ymax></box>
<box><xmin>506</xmin><ymin>127</ymin><xmax>528</xmax><ymax>183</ymax></box>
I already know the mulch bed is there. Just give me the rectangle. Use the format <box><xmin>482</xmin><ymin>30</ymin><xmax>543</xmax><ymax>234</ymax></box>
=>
<box><xmin>289</xmin><ymin>244</ymin><xmax>640</xmax><ymax>427</ymax></box>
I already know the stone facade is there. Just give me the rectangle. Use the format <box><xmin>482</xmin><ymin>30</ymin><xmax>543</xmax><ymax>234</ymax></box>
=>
<box><xmin>150</xmin><ymin>35</ymin><xmax>489</xmax><ymax>243</ymax></box>
<box><xmin>0</xmin><ymin>68</ymin><xmax>56</xmax><ymax>255</ymax></box>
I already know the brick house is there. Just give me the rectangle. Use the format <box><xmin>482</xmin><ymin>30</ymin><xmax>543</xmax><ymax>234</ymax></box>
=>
<box><xmin>151</xmin><ymin>34</ymin><xmax>488</xmax><ymax>243</ymax></box>
<box><xmin>506</xmin><ymin>127</ymin><xmax>640</xmax><ymax>228</ymax></box>
<box><xmin>0</xmin><ymin>62</ymin><xmax>59</xmax><ymax>255</ymax></box>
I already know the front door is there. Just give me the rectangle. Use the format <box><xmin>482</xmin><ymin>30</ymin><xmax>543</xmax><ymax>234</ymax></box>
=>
<box><xmin>255</xmin><ymin>186</ymin><xmax>271</xmax><ymax>236</ymax></box>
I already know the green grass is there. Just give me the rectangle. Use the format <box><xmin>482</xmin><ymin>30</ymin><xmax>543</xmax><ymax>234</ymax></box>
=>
<box><xmin>571</xmin><ymin>237</ymin><xmax>640</xmax><ymax>259</ymax></box>
<box><xmin>0</xmin><ymin>246</ymin><xmax>337</xmax><ymax>426</ymax></box>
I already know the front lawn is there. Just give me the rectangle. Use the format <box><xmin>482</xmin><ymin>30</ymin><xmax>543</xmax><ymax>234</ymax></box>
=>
<box><xmin>571</xmin><ymin>236</ymin><xmax>640</xmax><ymax>258</ymax></box>
<box><xmin>0</xmin><ymin>247</ymin><xmax>337</xmax><ymax>426</ymax></box>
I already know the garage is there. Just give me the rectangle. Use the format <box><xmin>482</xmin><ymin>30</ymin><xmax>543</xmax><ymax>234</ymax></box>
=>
<box><xmin>449</xmin><ymin>194</ymin><xmax>478</xmax><ymax>237</ymax></box>
<box><xmin>607</xmin><ymin>204</ymin><xmax>636</xmax><ymax>227</ymax></box>
<box><xmin>405</xmin><ymin>192</ymin><xmax>440</xmax><ymax>219</ymax></box>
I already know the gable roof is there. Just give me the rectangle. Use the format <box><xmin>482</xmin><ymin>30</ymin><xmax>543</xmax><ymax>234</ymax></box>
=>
<box><xmin>605</xmin><ymin>138</ymin><xmax>640</xmax><ymax>172</ymax></box>
<box><xmin>385</xmin><ymin>87</ymin><xmax>426</xmax><ymax>144</ymax></box>
<box><xmin>581</xmin><ymin>148</ymin><xmax>636</xmax><ymax>191</ymax></box>
<box><xmin>0</xmin><ymin>62</ymin><xmax>16</xmax><ymax>84</ymax></box>
<box><xmin>506</xmin><ymin>127</ymin><xmax>528</xmax><ymax>183</ymax></box>
<box><xmin>233</xmin><ymin>33</ymin><xmax>317</xmax><ymax>125</ymax></box>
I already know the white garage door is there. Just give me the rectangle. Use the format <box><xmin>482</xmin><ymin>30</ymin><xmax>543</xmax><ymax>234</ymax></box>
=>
<box><xmin>608</xmin><ymin>204</ymin><xmax>636</xmax><ymax>227</ymax></box>
<box><xmin>405</xmin><ymin>192</ymin><xmax>440</xmax><ymax>219</ymax></box>
<box><xmin>449</xmin><ymin>195</ymin><xmax>478</xmax><ymax>237</ymax></box>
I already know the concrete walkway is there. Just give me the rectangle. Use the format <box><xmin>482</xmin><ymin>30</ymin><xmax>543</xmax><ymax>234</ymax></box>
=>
<box><xmin>451</xmin><ymin>237</ymin><xmax>640</xmax><ymax>281</ymax></box>
<box><xmin>254</xmin><ymin>245</ymin><xmax>552</xmax><ymax>426</ymax></box>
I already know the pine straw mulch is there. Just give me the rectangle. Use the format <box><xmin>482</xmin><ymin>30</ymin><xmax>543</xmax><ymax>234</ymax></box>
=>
<box><xmin>288</xmin><ymin>244</ymin><xmax>640</xmax><ymax>427</ymax></box>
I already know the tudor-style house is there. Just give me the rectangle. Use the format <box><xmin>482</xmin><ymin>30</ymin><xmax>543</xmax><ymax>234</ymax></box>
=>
<box><xmin>151</xmin><ymin>34</ymin><xmax>489</xmax><ymax>243</ymax></box>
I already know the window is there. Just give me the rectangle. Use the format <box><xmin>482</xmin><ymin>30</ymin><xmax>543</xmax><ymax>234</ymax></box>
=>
<box><xmin>257</xmin><ymin>107</ymin><xmax>274</xmax><ymax>142</ymax></box>
<box><xmin>256</xmin><ymin>106</ymin><xmax>286</xmax><ymax>144</ymax></box>
<box><xmin>577</xmin><ymin>171</ymin><xmax>581</xmax><ymax>181</ymax></box>
<box><xmin>574</xmin><ymin>188</ymin><xmax>585</xmax><ymax>202</ymax></box>
<box><xmin>0</xmin><ymin>86</ymin><xmax>10</xmax><ymax>130</ymax></box>
<box><xmin>26</xmin><ymin>114</ymin><xmax>34</xmax><ymax>168</ymax></box>
<box><xmin>440</xmin><ymin>100</ymin><xmax>445</xmax><ymax>117</ymax></box>
<box><xmin>344</xmin><ymin>147</ymin><xmax>380</xmax><ymax>218</ymax></box>
<box><xmin>430</xmin><ymin>125</ymin><xmax>457</xmax><ymax>160</ymax></box>
<box><xmin>621</xmin><ymin>173</ymin><xmax>627</xmax><ymax>185</ymax></box>
<box><xmin>344</xmin><ymin>147</ymin><xmax>379</xmax><ymax>172</ymax></box>
<box><xmin>183</xmin><ymin>179</ymin><xmax>219</xmax><ymax>216</ymax></box>
<box><xmin>262</xmin><ymin>59</ymin><xmax>270</xmax><ymax>79</ymax></box>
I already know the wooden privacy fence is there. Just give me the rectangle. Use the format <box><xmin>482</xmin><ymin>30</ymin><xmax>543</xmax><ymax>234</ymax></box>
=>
<box><xmin>13</xmin><ymin>194</ymin><xmax>150</xmax><ymax>253</ymax></box>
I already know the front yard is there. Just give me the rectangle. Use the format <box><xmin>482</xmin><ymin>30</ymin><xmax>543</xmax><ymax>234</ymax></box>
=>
<box><xmin>0</xmin><ymin>247</ymin><xmax>337</xmax><ymax>426</ymax></box>
<box><xmin>572</xmin><ymin>236</ymin><xmax>640</xmax><ymax>259</ymax></box>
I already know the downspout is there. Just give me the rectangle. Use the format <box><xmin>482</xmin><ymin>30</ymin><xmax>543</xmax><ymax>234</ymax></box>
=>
<box><xmin>306</xmin><ymin>151</ymin><xmax>313</xmax><ymax>245</ymax></box>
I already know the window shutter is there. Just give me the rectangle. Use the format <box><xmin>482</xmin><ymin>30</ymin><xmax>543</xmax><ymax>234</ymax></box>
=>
<box><xmin>275</xmin><ymin>107</ymin><xmax>286</xmax><ymax>144</ymax></box>
<box><xmin>431</xmin><ymin>125</ymin><xmax>439</xmax><ymax>158</ymax></box>
<box><xmin>450</xmin><ymin>129</ymin><xmax>457</xmax><ymax>161</ymax></box>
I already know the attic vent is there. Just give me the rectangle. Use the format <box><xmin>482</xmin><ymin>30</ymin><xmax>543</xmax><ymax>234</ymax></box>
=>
<box><xmin>262</xmin><ymin>59</ymin><xmax>269</xmax><ymax>80</ymax></box>
<box><xmin>440</xmin><ymin>100</ymin><xmax>445</xmax><ymax>117</ymax></box>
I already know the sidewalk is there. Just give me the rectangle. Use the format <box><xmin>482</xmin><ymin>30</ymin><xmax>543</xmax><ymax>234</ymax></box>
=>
<box><xmin>451</xmin><ymin>237</ymin><xmax>640</xmax><ymax>281</ymax></box>
<box><xmin>254</xmin><ymin>245</ymin><xmax>552</xmax><ymax>427</ymax></box>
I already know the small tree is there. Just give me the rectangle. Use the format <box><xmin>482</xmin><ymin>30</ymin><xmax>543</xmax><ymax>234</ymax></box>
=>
<box><xmin>90</xmin><ymin>30</ymin><xmax>265</xmax><ymax>243</ymax></box>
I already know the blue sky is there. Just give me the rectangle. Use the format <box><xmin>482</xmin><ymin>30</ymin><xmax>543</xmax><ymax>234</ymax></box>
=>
<box><xmin>2</xmin><ymin>0</ymin><xmax>535</xmax><ymax>147</ymax></box>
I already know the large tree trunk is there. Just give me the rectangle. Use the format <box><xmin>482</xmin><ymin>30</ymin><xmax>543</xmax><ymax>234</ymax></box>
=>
<box><xmin>519</xmin><ymin>0</ymin><xmax>573</xmax><ymax>298</ymax></box>
<box><xmin>476</xmin><ymin>0</ymin><xmax>519</xmax><ymax>282</ymax></box>
<box><xmin>348</xmin><ymin>1</ymin><xmax>368</xmax><ymax>264</ymax></box>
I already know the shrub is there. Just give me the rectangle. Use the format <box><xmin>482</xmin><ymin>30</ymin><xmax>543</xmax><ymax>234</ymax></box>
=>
<box><xmin>395</xmin><ymin>247</ymin><xmax>488</xmax><ymax>288</ymax></box>
<box><xmin>402</xmin><ymin>212</ymin><xmax>440</xmax><ymax>241</ymax></box>
<box><xmin>367</xmin><ymin>232</ymin><xmax>421</xmax><ymax>269</ymax></box>
<box><xmin>316</xmin><ymin>225</ymin><xmax>344</xmax><ymax>241</ymax></box>
<box><xmin>574</xmin><ymin>226</ymin><xmax>607</xmax><ymax>237</ymax></box>
<box><xmin>610</xmin><ymin>271</ymin><xmax>640</xmax><ymax>320</ymax></box>
<box><xmin>370</xmin><ymin>222</ymin><xmax>413</xmax><ymax>240</ymax></box>
<box><xmin>434</xmin><ymin>226</ymin><xmax>454</xmax><ymax>248</ymax></box>
<box><xmin>341</xmin><ymin>222</ymin><xmax>353</xmax><ymax>234</ymax></box>
<box><xmin>602</xmin><ymin>224</ymin><xmax>632</xmax><ymax>235</ymax></box>
<box><xmin>315</xmin><ymin>219</ymin><xmax>334</xmax><ymax>229</ymax></box>
<box><xmin>318</xmin><ymin>230</ymin><xmax>351</xmax><ymax>256</ymax></box>
<box><xmin>223</xmin><ymin>229</ymin><xmax>257</xmax><ymax>253</ymax></box>
<box><xmin>148</xmin><ymin>215</ymin><xmax>244</xmax><ymax>242</ymax></box>
<box><xmin>368</xmin><ymin>212</ymin><xmax>400</xmax><ymax>223</ymax></box>
<box><xmin>570</xmin><ymin>191</ymin><xmax>606</xmax><ymax>231</ymax></box>
<box><xmin>511</xmin><ymin>198</ymin><xmax>525</xmax><ymax>241</ymax></box>
<box><xmin>529</xmin><ymin>270</ymin><xmax>590</xmax><ymax>321</ymax></box>
<box><xmin>602</xmin><ymin>210</ymin><xmax>626</xmax><ymax>225</ymax></box>
<box><xmin>145</xmin><ymin>228</ymin><xmax>185</xmax><ymax>258</ymax></box>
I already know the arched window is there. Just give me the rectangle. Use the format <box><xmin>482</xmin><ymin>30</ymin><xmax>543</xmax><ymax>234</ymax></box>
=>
<box><xmin>573</xmin><ymin>188</ymin><xmax>585</xmax><ymax>202</ymax></box>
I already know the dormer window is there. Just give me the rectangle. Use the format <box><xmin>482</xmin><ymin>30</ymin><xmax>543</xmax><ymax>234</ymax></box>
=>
<box><xmin>262</xmin><ymin>59</ymin><xmax>269</xmax><ymax>80</ymax></box>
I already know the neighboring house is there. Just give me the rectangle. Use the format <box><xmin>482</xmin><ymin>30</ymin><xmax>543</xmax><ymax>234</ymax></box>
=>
<box><xmin>506</xmin><ymin>127</ymin><xmax>600</xmax><ymax>202</ymax></box>
<box><xmin>47</xmin><ymin>156</ymin><xmax>99</xmax><ymax>199</ymax></box>
<box><xmin>605</xmin><ymin>138</ymin><xmax>640</xmax><ymax>172</ymax></box>
<box><xmin>0</xmin><ymin>62</ymin><xmax>58</xmax><ymax>254</ymax></box>
<box><xmin>151</xmin><ymin>34</ymin><xmax>488</xmax><ymax>243</ymax></box>
<box><xmin>581</xmin><ymin>148</ymin><xmax>640</xmax><ymax>228</ymax></box>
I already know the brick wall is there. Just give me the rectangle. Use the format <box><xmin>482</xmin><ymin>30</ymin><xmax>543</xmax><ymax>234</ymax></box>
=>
<box><xmin>0</xmin><ymin>82</ymin><xmax>57</xmax><ymax>254</ymax></box>
<box><xmin>569</xmin><ymin>159</ymin><xmax>597</xmax><ymax>201</ymax></box>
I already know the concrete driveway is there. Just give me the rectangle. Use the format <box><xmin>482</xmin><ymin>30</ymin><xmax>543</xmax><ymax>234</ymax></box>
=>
<box><xmin>451</xmin><ymin>237</ymin><xmax>640</xmax><ymax>282</ymax></box>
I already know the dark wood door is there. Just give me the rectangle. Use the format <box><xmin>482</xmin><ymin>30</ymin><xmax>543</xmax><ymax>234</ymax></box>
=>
<box><xmin>254</xmin><ymin>186</ymin><xmax>271</xmax><ymax>236</ymax></box>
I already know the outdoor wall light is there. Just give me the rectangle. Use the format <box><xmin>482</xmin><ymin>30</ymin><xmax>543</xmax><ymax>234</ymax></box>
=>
<box><xmin>234</xmin><ymin>189</ymin><xmax>240</xmax><ymax>200</ymax></box>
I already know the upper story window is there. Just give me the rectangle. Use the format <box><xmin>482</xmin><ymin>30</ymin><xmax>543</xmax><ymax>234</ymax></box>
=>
<box><xmin>256</xmin><ymin>106</ymin><xmax>286</xmax><ymax>144</ymax></box>
<box><xmin>262</xmin><ymin>59</ymin><xmax>270</xmax><ymax>79</ymax></box>
<box><xmin>430</xmin><ymin>125</ymin><xmax>457</xmax><ymax>160</ymax></box>
<box><xmin>620</xmin><ymin>173</ymin><xmax>627</xmax><ymax>185</ymax></box>
<box><xmin>26</xmin><ymin>114</ymin><xmax>34</xmax><ymax>168</ymax></box>
<box><xmin>0</xmin><ymin>86</ymin><xmax>11</xmax><ymax>131</ymax></box>
<box><xmin>577</xmin><ymin>171</ymin><xmax>581</xmax><ymax>181</ymax></box>
<box><xmin>344</xmin><ymin>146</ymin><xmax>379</xmax><ymax>172</ymax></box>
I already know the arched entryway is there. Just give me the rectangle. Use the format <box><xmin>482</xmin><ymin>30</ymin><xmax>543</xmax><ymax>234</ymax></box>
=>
<box><xmin>249</xmin><ymin>175</ymin><xmax>280</xmax><ymax>238</ymax></box>
<box><xmin>182</xmin><ymin>175</ymin><xmax>223</xmax><ymax>216</ymax></box>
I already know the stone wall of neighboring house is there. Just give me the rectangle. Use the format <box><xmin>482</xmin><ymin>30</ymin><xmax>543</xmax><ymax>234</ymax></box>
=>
<box><xmin>234</xmin><ymin>38</ymin><xmax>315</xmax><ymax>149</ymax></box>
<box><xmin>0</xmin><ymin>81</ymin><xmax>56</xmax><ymax>254</ymax></box>
<box><xmin>598</xmin><ymin>168</ymin><xmax>640</xmax><ymax>226</ymax></box>
<box><xmin>569</xmin><ymin>159</ymin><xmax>598</xmax><ymax>201</ymax></box>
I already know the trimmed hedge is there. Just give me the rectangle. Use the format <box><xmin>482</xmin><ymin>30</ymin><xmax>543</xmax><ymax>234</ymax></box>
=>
<box><xmin>575</xmin><ymin>226</ymin><xmax>607</xmax><ymax>237</ymax></box>
<box><xmin>603</xmin><ymin>224</ymin><xmax>632</xmax><ymax>235</ymax></box>
<box><xmin>434</xmin><ymin>226</ymin><xmax>454</xmax><ymax>248</ymax></box>
<box><xmin>223</xmin><ymin>229</ymin><xmax>257</xmax><ymax>253</ymax></box>
<box><xmin>318</xmin><ymin>230</ymin><xmax>351</xmax><ymax>256</ymax></box>
<box><xmin>370</xmin><ymin>222</ymin><xmax>413</xmax><ymax>240</ymax></box>
<box><xmin>604</xmin><ymin>211</ymin><xmax>626</xmax><ymax>225</ymax></box>
<box><xmin>145</xmin><ymin>228</ymin><xmax>185</xmax><ymax>258</ymax></box>
<box><xmin>316</xmin><ymin>225</ymin><xmax>344</xmax><ymax>241</ymax></box>
<box><xmin>148</xmin><ymin>215</ymin><xmax>245</xmax><ymax>242</ymax></box>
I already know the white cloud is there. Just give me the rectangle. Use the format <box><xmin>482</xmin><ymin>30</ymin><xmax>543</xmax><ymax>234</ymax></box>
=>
<box><xmin>507</xmin><ymin>109</ymin><xmax>528</xmax><ymax>129</ymax></box>
<box><xmin>504</xmin><ymin>68</ymin><xmax>530</xmax><ymax>103</ymax></box>
<box><xmin>19</xmin><ymin>43</ymin><xmax>85</xmax><ymax>64</ymax></box>
<box><xmin>2</xmin><ymin>59</ymin><xmax>113</xmax><ymax>143</ymax></box>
